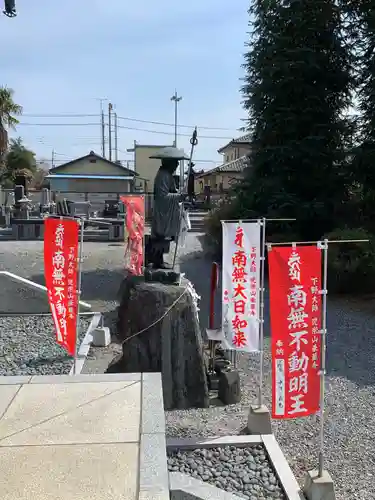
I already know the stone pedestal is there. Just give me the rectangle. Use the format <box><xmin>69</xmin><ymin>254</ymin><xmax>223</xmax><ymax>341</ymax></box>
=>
<box><xmin>304</xmin><ymin>470</ymin><xmax>336</xmax><ymax>500</ymax></box>
<box><xmin>108</xmin><ymin>221</ymin><xmax>124</xmax><ymax>241</ymax></box>
<box><xmin>246</xmin><ymin>404</ymin><xmax>272</xmax><ymax>434</ymax></box>
<box><xmin>106</xmin><ymin>276</ymin><xmax>209</xmax><ymax>410</ymax></box>
<box><xmin>92</xmin><ymin>327</ymin><xmax>111</xmax><ymax>347</ymax></box>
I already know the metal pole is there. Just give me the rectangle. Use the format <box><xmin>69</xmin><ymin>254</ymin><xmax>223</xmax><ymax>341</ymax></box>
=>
<box><xmin>267</xmin><ymin>239</ymin><xmax>369</xmax><ymax>247</ymax></box>
<box><xmin>172</xmin><ymin>128</ymin><xmax>197</xmax><ymax>270</ymax></box>
<box><xmin>108</xmin><ymin>103</ymin><xmax>113</xmax><ymax>161</ymax></box>
<box><xmin>174</xmin><ymin>95</ymin><xmax>178</xmax><ymax>147</ymax></box>
<box><xmin>257</xmin><ymin>217</ymin><xmax>266</xmax><ymax>407</ymax></box>
<box><xmin>318</xmin><ymin>239</ymin><xmax>328</xmax><ymax>476</ymax></box>
<box><xmin>101</xmin><ymin>109</ymin><xmax>105</xmax><ymax>158</ymax></box>
<box><xmin>114</xmin><ymin>112</ymin><xmax>118</xmax><ymax>162</ymax></box>
<box><xmin>73</xmin><ymin>217</ymin><xmax>84</xmax><ymax>375</ymax></box>
<box><xmin>170</xmin><ymin>91</ymin><xmax>182</xmax><ymax>188</ymax></box>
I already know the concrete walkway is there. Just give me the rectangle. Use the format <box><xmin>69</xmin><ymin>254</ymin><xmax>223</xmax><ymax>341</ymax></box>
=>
<box><xmin>0</xmin><ymin>373</ymin><xmax>169</xmax><ymax>500</ymax></box>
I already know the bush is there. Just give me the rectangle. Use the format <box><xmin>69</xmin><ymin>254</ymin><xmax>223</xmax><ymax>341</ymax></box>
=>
<box><xmin>323</xmin><ymin>227</ymin><xmax>375</xmax><ymax>294</ymax></box>
<box><xmin>203</xmin><ymin>200</ymin><xmax>239</xmax><ymax>259</ymax></box>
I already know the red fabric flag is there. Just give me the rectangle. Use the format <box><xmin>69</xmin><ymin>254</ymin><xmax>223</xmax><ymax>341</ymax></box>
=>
<box><xmin>120</xmin><ymin>195</ymin><xmax>145</xmax><ymax>275</ymax></box>
<box><xmin>44</xmin><ymin>218</ymin><xmax>79</xmax><ymax>356</ymax></box>
<box><xmin>268</xmin><ymin>245</ymin><xmax>322</xmax><ymax>419</ymax></box>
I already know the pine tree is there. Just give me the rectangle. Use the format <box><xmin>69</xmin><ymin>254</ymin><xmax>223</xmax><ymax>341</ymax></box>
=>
<box><xmin>239</xmin><ymin>0</ymin><xmax>353</xmax><ymax>239</ymax></box>
<box><xmin>350</xmin><ymin>1</ymin><xmax>375</xmax><ymax>232</ymax></box>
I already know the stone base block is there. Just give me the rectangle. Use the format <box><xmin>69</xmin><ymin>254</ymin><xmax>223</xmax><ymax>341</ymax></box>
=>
<box><xmin>246</xmin><ymin>404</ymin><xmax>272</xmax><ymax>435</ymax></box>
<box><xmin>304</xmin><ymin>469</ymin><xmax>336</xmax><ymax>500</ymax></box>
<box><xmin>218</xmin><ymin>370</ymin><xmax>241</xmax><ymax>405</ymax></box>
<box><xmin>92</xmin><ymin>327</ymin><xmax>111</xmax><ymax>347</ymax></box>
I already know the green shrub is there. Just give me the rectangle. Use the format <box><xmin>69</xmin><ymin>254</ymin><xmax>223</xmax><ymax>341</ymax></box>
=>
<box><xmin>323</xmin><ymin>227</ymin><xmax>375</xmax><ymax>294</ymax></box>
<box><xmin>203</xmin><ymin>201</ymin><xmax>239</xmax><ymax>258</ymax></box>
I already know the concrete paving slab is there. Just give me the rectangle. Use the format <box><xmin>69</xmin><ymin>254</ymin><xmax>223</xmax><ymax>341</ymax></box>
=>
<box><xmin>0</xmin><ymin>385</ymin><xmax>20</xmax><ymax>419</ymax></box>
<box><xmin>30</xmin><ymin>373</ymin><xmax>141</xmax><ymax>384</ymax></box>
<box><xmin>141</xmin><ymin>372</ymin><xmax>165</xmax><ymax>434</ymax></box>
<box><xmin>0</xmin><ymin>376</ymin><xmax>31</xmax><ymax>385</ymax></box>
<box><xmin>0</xmin><ymin>380</ymin><xmax>141</xmax><ymax>446</ymax></box>
<box><xmin>0</xmin><ymin>373</ymin><xmax>169</xmax><ymax>500</ymax></box>
<box><xmin>0</xmin><ymin>443</ymin><xmax>139</xmax><ymax>500</ymax></box>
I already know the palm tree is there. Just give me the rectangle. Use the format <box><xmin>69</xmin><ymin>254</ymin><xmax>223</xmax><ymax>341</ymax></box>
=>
<box><xmin>0</xmin><ymin>86</ymin><xmax>22</xmax><ymax>162</ymax></box>
<box><xmin>0</xmin><ymin>86</ymin><xmax>22</xmax><ymax>129</ymax></box>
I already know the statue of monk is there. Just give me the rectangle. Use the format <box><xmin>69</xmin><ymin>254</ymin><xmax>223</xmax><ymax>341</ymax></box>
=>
<box><xmin>146</xmin><ymin>147</ymin><xmax>189</xmax><ymax>269</ymax></box>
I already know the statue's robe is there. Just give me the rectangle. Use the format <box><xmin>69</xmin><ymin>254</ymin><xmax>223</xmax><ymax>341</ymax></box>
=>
<box><xmin>152</xmin><ymin>168</ymin><xmax>181</xmax><ymax>239</ymax></box>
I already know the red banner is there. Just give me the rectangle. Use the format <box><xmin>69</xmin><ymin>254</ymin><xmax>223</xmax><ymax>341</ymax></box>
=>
<box><xmin>44</xmin><ymin>218</ymin><xmax>79</xmax><ymax>356</ymax></box>
<box><xmin>268</xmin><ymin>245</ymin><xmax>322</xmax><ymax>419</ymax></box>
<box><xmin>120</xmin><ymin>195</ymin><xmax>145</xmax><ymax>275</ymax></box>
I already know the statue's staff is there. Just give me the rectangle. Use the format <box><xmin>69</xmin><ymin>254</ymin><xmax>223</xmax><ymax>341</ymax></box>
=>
<box><xmin>172</xmin><ymin>127</ymin><xmax>198</xmax><ymax>270</ymax></box>
<box><xmin>3</xmin><ymin>0</ymin><xmax>17</xmax><ymax>17</ymax></box>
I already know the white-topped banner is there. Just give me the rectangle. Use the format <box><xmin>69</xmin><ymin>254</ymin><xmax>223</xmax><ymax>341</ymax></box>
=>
<box><xmin>221</xmin><ymin>221</ymin><xmax>261</xmax><ymax>352</ymax></box>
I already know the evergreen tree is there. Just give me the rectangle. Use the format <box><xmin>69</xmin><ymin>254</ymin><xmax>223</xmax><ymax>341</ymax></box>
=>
<box><xmin>0</xmin><ymin>137</ymin><xmax>36</xmax><ymax>188</ymax></box>
<box><xmin>350</xmin><ymin>1</ymin><xmax>375</xmax><ymax>232</ymax></box>
<box><xmin>239</xmin><ymin>0</ymin><xmax>353</xmax><ymax>239</ymax></box>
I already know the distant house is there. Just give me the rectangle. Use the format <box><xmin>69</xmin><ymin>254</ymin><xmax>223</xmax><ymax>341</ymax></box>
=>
<box><xmin>46</xmin><ymin>151</ymin><xmax>137</xmax><ymax>196</ymax></box>
<box><xmin>217</xmin><ymin>133</ymin><xmax>252</xmax><ymax>163</ymax></box>
<box><xmin>194</xmin><ymin>134</ymin><xmax>251</xmax><ymax>195</ymax></box>
<box><xmin>127</xmin><ymin>142</ymin><xmax>174</xmax><ymax>193</ymax></box>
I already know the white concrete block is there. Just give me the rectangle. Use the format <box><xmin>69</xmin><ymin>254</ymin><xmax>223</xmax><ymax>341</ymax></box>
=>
<box><xmin>304</xmin><ymin>469</ymin><xmax>336</xmax><ymax>500</ymax></box>
<box><xmin>91</xmin><ymin>327</ymin><xmax>111</xmax><ymax>347</ymax></box>
<box><xmin>247</xmin><ymin>404</ymin><xmax>272</xmax><ymax>434</ymax></box>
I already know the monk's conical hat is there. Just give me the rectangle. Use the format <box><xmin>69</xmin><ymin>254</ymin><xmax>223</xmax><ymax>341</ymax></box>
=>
<box><xmin>149</xmin><ymin>146</ymin><xmax>189</xmax><ymax>160</ymax></box>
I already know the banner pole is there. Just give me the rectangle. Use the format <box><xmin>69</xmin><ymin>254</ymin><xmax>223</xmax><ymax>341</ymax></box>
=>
<box><xmin>258</xmin><ymin>217</ymin><xmax>266</xmax><ymax>408</ymax></box>
<box><xmin>73</xmin><ymin>217</ymin><xmax>84</xmax><ymax>375</ymax></box>
<box><xmin>318</xmin><ymin>239</ymin><xmax>328</xmax><ymax>477</ymax></box>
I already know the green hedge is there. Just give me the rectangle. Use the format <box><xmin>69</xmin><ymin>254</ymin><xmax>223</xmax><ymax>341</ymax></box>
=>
<box><xmin>203</xmin><ymin>205</ymin><xmax>375</xmax><ymax>295</ymax></box>
<box><xmin>323</xmin><ymin>227</ymin><xmax>375</xmax><ymax>294</ymax></box>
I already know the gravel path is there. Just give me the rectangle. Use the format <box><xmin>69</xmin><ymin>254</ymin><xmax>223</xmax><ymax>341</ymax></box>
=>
<box><xmin>1</xmin><ymin>237</ymin><xmax>374</xmax><ymax>499</ymax></box>
<box><xmin>168</xmin><ymin>445</ymin><xmax>285</xmax><ymax>499</ymax></box>
<box><xmin>168</xmin><ymin>234</ymin><xmax>375</xmax><ymax>500</ymax></box>
<box><xmin>0</xmin><ymin>315</ymin><xmax>91</xmax><ymax>375</ymax></box>
<box><xmin>0</xmin><ymin>240</ymin><xmax>125</xmax><ymax>375</ymax></box>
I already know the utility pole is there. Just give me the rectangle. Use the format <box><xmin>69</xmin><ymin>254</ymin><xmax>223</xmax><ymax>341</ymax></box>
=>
<box><xmin>95</xmin><ymin>98</ymin><xmax>107</xmax><ymax>158</ymax></box>
<box><xmin>101</xmin><ymin>107</ymin><xmax>105</xmax><ymax>158</ymax></box>
<box><xmin>108</xmin><ymin>102</ymin><xmax>113</xmax><ymax>161</ymax></box>
<box><xmin>51</xmin><ymin>149</ymin><xmax>55</xmax><ymax>169</ymax></box>
<box><xmin>170</xmin><ymin>90</ymin><xmax>182</xmax><ymax>147</ymax></box>
<box><xmin>114</xmin><ymin>112</ymin><xmax>118</xmax><ymax>162</ymax></box>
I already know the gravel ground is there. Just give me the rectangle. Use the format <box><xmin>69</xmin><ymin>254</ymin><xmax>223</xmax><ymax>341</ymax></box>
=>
<box><xmin>170</xmin><ymin>234</ymin><xmax>375</xmax><ymax>500</ymax></box>
<box><xmin>168</xmin><ymin>445</ymin><xmax>286</xmax><ymax>499</ymax></box>
<box><xmin>0</xmin><ymin>315</ymin><xmax>92</xmax><ymax>375</ymax></box>
<box><xmin>1</xmin><ymin>237</ymin><xmax>374</xmax><ymax>499</ymax></box>
<box><xmin>0</xmin><ymin>240</ymin><xmax>125</xmax><ymax>376</ymax></box>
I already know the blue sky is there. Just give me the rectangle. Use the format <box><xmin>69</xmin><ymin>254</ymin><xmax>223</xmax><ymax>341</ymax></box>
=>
<box><xmin>2</xmin><ymin>0</ymin><xmax>249</xmax><ymax>171</ymax></box>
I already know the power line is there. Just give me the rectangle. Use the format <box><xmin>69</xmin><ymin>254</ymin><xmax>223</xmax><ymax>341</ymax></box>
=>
<box><xmin>19</xmin><ymin>122</ymin><xmax>100</xmax><ymax>127</ymax></box>
<box><xmin>17</xmin><ymin>121</ymin><xmax>234</xmax><ymax>140</ymax></box>
<box><xmin>115</xmin><ymin>124</ymin><xmax>232</xmax><ymax>140</ymax></box>
<box><xmin>21</xmin><ymin>113</ymin><xmax>239</xmax><ymax>132</ymax></box>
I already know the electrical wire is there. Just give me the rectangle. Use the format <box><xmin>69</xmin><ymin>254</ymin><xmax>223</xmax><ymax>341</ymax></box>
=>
<box><xmin>21</xmin><ymin>113</ymin><xmax>240</xmax><ymax>132</ymax></box>
<box><xmin>17</xmin><ymin>121</ymin><xmax>234</xmax><ymax>140</ymax></box>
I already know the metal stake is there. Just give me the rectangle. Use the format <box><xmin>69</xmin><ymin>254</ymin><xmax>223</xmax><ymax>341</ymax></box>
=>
<box><xmin>318</xmin><ymin>239</ymin><xmax>328</xmax><ymax>477</ymax></box>
<box><xmin>73</xmin><ymin>217</ymin><xmax>84</xmax><ymax>375</ymax></box>
<box><xmin>258</xmin><ymin>218</ymin><xmax>266</xmax><ymax>407</ymax></box>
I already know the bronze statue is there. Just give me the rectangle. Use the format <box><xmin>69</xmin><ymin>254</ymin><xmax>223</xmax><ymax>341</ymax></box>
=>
<box><xmin>145</xmin><ymin>147</ymin><xmax>189</xmax><ymax>269</ymax></box>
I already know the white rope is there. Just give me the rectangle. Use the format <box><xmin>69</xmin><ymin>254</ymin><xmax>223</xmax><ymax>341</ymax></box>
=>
<box><xmin>122</xmin><ymin>286</ymin><xmax>189</xmax><ymax>344</ymax></box>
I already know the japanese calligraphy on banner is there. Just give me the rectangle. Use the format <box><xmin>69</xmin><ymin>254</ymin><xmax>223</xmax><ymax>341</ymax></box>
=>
<box><xmin>120</xmin><ymin>195</ymin><xmax>145</xmax><ymax>275</ymax></box>
<box><xmin>222</xmin><ymin>222</ymin><xmax>261</xmax><ymax>352</ymax></box>
<box><xmin>44</xmin><ymin>218</ymin><xmax>79</xmax><ymax>356</ymax></box>
<box><xmin>268</xmin><ymin>245</ymin><xmax>322</xmax><ymax>419</ymax></box>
